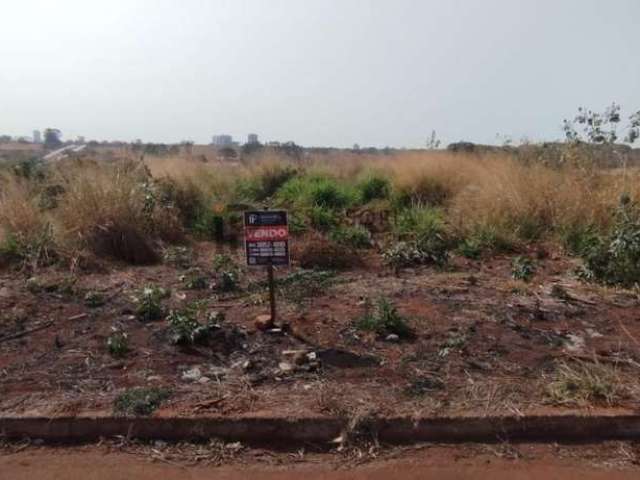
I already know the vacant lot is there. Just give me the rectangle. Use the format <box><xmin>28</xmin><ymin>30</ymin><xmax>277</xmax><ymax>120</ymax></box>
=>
<box><xmin>1</xmin><ymin>148</ymin><xmax>639</xmax><ymax>419</ymax></box>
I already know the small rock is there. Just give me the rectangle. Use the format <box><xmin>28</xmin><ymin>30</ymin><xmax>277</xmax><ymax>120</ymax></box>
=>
<box><xmin>0</xmin><ymin>287</ymin><xmax>11</xmax><ymax>298</ymax></box>
<box><xmin>242</xmin><ymin>360</ymin><xmax>253</xmax><ymax>371</ymax></box>
<box><xmin>266</xmin><ymin>328</ymin><xmax>283</xmax><ymax>335</ymax></box>
<box><xmin>146</xmin><ymin>375</ymin><xmax>162</xmax><ymax>382</ymax></box>
<box><xmin>254</xmin><ymin>314</ymin><xmax>274</xmax><ymax>331</ymax></box>
<box><xmin>306</xmin><ymin>352</ymin><xmax>317</xmax><ymax>362</ymax></box>
<box><xmin>564</xmin><ymin>333</ymin><xmax>585</xmax><ymax>353</ymax></box>
<box><xmin>385</xmin><ymin>334</ymin><xmax>400</xmax><ymax>342</ymax></box>
<box><xmin>198</xmin><ymin>376</ymin><xmax>211</xmax><ymax>384</ymax></box>
<box><xmin>182</xmin><ymin>366</ymin><xmax>202</xmax><ymax>382</ymax></box>
<box><xmin>278</xmin><ymin>361</ymin><xmax>294</xmax><ymax>373</ymax></box>
<box><xmin>154</xmin><ymin>440</ymin><xmax>167</xmax><ymax>449</ymax></box>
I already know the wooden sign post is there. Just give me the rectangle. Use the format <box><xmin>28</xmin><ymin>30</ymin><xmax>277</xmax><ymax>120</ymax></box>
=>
<box><xmin>244</xmin><ymin>210</ymin><xmax>289</xmax><ymax>324</ymax></box>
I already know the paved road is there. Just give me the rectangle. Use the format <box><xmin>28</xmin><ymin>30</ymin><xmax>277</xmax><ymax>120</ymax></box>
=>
<box><xmin>1</xmin><ymin>447</ymin><xmax>638</xmax><ymax>480</ymax></box>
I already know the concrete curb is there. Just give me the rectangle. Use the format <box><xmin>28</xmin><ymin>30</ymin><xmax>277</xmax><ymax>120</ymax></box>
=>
<box><xmin>2</xmin><ymin>413</ymin><xmax>640</xmax><ymax>444</ymax></box>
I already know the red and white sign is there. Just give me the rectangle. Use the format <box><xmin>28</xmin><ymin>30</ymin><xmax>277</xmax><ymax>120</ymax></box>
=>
<box><xmin>245</xmin><ymin>226</ymin><xmax>289</xmax><ymax>241</ymax></box>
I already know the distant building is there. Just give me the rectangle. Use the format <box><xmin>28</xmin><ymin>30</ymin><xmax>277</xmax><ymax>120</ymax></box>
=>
<box><xmin>247</xmin><ymin>133</ymin><xmax>259</xmax><ymax>144</ymax></box>
<box><xmin>211</xmin><ymin>134</ymin><xmax>233</xmax><ymax>146</ymax></box>
<box><xmin>76</xmin><ymin>136</ymin><xmax>85</xmax><ymax>144</ymax></box>
<box><xmin>33</xmin><ymin>130</ymin><xmax>41</xmax><ymax>144</ymax></box>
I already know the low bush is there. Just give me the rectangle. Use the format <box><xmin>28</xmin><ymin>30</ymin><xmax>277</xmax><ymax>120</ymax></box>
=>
<box><xmin>167</xmin><ymin>305</ymin><xmax>218</xmax><ymax>345</ymax></box>
<box><xmin>107</xmin><ymin>331</ymin><xmax>129</xmax><ymax>358</ymax></box>
<box><xmin>356</xmin><ymin>297</ymin><xmax>413</xmax><ymax>338</ymax></box>
<box><xmin>578</xmin><ymin>200</ymin><xmax>640</xmax><ymax>287</ymax></box>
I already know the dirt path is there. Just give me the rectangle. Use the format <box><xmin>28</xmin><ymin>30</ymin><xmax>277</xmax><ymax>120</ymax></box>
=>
<box><xmin>1</xmin><ymin>445</ymin><xmax>638</xmax><ymax>480</ymax></box>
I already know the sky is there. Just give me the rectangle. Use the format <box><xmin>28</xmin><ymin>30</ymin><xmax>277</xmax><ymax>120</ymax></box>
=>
<box><xmin>0</xmin><ymin>0</ymin><xmax>639</xmax><ymax>147</ymax></box>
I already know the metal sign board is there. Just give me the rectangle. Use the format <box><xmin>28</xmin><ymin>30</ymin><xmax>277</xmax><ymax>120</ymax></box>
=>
<box><xmin>244</xmin><ymin>210</ymin><xmax>289</xmax><ymax>266</ymax></box>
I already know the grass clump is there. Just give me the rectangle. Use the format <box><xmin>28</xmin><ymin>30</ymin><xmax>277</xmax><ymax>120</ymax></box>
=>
<box><xmin>511</xmin><ymin>256</ymin><xmax>535</xmax><ymax>281</ymax></box>
<box><xmin>356</xmin><ymin>297</ymin><xmax>413</xmax><ymax>339</ymax></box>
<box><xmin>385</xmin><ymin>205</ymin><xmax>449</xmax><ymax>268</ymax></box>
<box><xmin>546</xmin><ymin>360</ymin><xmax>627</xmax><ymax>406</ymax></box>
<box><xmin>113</xmin><ymin>387</ymin><xmax>171</xmax><ymax>416</ymax></box>
<box><xmin>107</xmin><ymin>331</ymin><xmax>129</xmax><ymax>358</ymax></box>
<box><xmin>277</xmin><ymin>175</ymin><xmax>357</xmax><ymax>210</ymax></box>
<box><xmin>134</xmin><ymin>285</ymin><xmax>169</xmax><ymax>322</ymax></box>
<box><xmin>329</xmin><ymin>225</ymin><xmax>371</xmax><ymax>249</ymax></box>
<box><xmin>357</xmin><ymin>175</ymin><xmax>391</xmax><ymax>203</ymax></box>
<box><xmin>239</xmin><ymin>163</ymin><xmax>298</xmax><ymax>201</ymax></box>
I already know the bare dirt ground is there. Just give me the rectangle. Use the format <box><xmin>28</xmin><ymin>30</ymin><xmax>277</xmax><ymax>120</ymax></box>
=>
<box><xmin>1</xmin><ymin>241</ymin><xmax>639</xmax><ymax>418</ymax></box>
<box><xmin>1</xmin><ymin>441</ymin><xmax>640</xmax><ymax>480</ymax></box>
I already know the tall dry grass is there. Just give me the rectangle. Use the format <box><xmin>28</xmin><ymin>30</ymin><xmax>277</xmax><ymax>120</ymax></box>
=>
<box><xmin>1</xmin><ymin>148</ymin><xmax>637</xmax><ymax>267</ymax></box>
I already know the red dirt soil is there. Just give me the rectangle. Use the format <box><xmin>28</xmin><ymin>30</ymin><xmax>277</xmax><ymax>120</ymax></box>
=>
<box><xmin>1</xmin><ymin>241</ymin><xmax>640</xmax><ymax>419</ymax></box>
<box><xmin>2</xmin><ymin>442</ymin><xmax>640</xmax><ymax>480</ymax></box>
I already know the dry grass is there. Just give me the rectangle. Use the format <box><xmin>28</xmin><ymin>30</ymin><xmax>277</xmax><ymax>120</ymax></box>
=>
<box><xmin>1</xmin><ymin>148</ymin><xmax>638</xmax><ymax>267</ymax></box>
<box><xmin>546</xmin><ymin>359</ymin><xmax>632</xmax><ymax>407</ymax></box>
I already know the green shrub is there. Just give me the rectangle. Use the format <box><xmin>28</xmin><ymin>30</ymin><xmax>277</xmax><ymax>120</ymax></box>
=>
<box><xmin>511</xmin><ymin>256</ymin><xmax>535</xmax><ymax>281</ymax></box>
<box><xmin>356</xmin><ymin>297</ymin><xmax>413</xmax><ymax>338</ymax></box>
<box><xmin>357</xmin><ymin>175</ymin><xmax>391</xmax><ymax>203</ymax></box>
<box><xmin>167</xmin><ymin>306</ymin><xmax>218</xmax><ymax>345</ymax></box>
<box><xmin>330</xmin><ymin>225</ymin><xmax>371</xmax><ymax>248</ymax></box>
<box><xmin>113</xmin><ymin>387</ymin><xmax>171</xmax><ymax>416</ymax></box>
<box><xmin>308</xmin><ymin>205</ymin><xmax>339</xmax><ymax>231</ymax></box>
<box><xmin>386</xmin><ymin>206</ymin><xmax>449</xmax><ymax>267</ymax></box>
<box><xmin>107</xmin><ymin>331</ymin><xmax>129</xmax><ymax>358</ymax></box>
<box><xmin>393</xmin><ymin>205</ymin><xmax>444</xmax><ymax>240</ymax></box>
<box><xmin>277</xmin><ymin>175</ymin><xmax>356</xmax><ymax>210</ymax></box>
<box><xmin>560</xmin><ymin>224</ymin><xmax>600</xmax><ymax>256</ymax></box>
<box><xmin>134</xmin><ymin>285</ymin><xmax>169</xmax><ymax>322</ymax></box>
<box><xmin>579</xmin><ymin>202</ymin><xmax>640</xmax><ymax>287</ymax></box>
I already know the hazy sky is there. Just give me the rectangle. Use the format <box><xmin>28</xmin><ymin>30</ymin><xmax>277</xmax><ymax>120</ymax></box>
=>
<box><xmin>1</xmin><ymin>0</ymin><xmax>639</xmax><ymax>147</ymax></box>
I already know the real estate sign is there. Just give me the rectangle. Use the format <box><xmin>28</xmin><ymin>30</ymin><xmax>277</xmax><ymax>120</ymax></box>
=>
<box><xmin>244</xmin><ymin>210</ymin><xmax>289</xmax><ymax>266</ymax></box>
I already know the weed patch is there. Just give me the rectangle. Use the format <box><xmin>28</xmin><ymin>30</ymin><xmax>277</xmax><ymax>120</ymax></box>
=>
<box><xmin>107</xmin><ymin>331</ymin><xmax>129</xmax><ymax>358</ymax></box>
<box><xmin>356</xmin><ymin>297</ymin><xmax>413</xmax><ymax>339</ymax></box>
<box><xmin>511</xmin><ymin>256</ymin><xmax>535</xmax><ymax>281</ymax></box>
<box><xmin>113</xmin><ymin>387</ymin><xmax>171</xmax><ymax>416</ymax></box>
<box><xmin>134</xmin><ymin>285</ymin><xmax>169</xmax><ymax>322</ymax></box>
